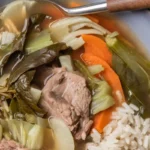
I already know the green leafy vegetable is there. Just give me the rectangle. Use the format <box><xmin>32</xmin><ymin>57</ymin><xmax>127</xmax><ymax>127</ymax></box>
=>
<box><xmin>25</xmin><ymin>14</ymin><xmax>51</xmax><ymax>55</ymax></box>
<box><xmin>74</xmin><ymin>59</ymin><xmax>98</xmax><ymax>90</ymax></box>
<box><xmin>15</xmin><ymin>71</ymin><xmax>45</xmax><ymax>117</ymax></box>
<box><xmin>74</xmin><ymin>60</ymin><xmax>115</xmax><ymax>115</ymax></box>
<box><xmin>26</xmin><ymin>124</ymin><xmax>44</xmax><ymax>149</ymax></box>
<box><xmin>3</xmin><ymin>131</ymin><xmax>11</xmax><ymax>140</ymax></box>
<box><xmin>7</xmin><ymin>120</ymin><xmax>43</xmax><ymax>149</ymax></box>
<box><xmin>0</xmin><ymin>19</ymin><xmax>29</xmax><ymax>75</ymax></box>
<box><xmin>25</xmin><ymin>29</ymin><xmax>53</xmax><ymax>54</ymax></box>
<box><xmin>25</xmin><ymin>114</ymin><xmax>37</xmax><ymax>124</ymax></box>
<box><xmin>91</xmin><ymin>81</ymin><xmax>115</xmax><ymax>115</ymax></box>
<box><xmin>8</xmin><ymin>43</ymin><xmax>67</xmax><ymax>85</ymax></box>
<box><xmin>16</xmin><ymin>95</ymin><xmax>35</xmax><ymax>115</ymax></box>
<box><xmin>106</xmin><ymin>37</ymin><xmax>150</xmax><ymax>117</ymax></box>
<box><xmin>2</xmin><ymin>119</ymin><xmax>54</xmax><ymax>150</ymax></box>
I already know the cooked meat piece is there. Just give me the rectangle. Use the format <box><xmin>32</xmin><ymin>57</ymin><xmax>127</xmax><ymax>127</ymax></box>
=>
<box><xmin>0</xmin><ymin>139</ymin><xmax>28</xmax><ymax>150</ymax></box>
<box><xmin>40</xmin><ymin>67</ymin><xmax>93</xmax><ymax>140</ymax></box>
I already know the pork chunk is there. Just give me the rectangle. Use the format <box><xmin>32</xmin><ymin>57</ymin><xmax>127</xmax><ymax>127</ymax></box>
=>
<box><xmin>0</xmin><ymin>139</ymin><xmax>28</xmax><ymax>150</ymax></box>
<box><xmin>40</xmin><ymin>68</ymin><xmax>93</xmax><ymax>140</ymax></box>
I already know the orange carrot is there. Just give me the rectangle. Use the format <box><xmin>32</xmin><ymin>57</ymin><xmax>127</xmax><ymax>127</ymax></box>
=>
<box><xmin>81</xmin><ymin>53</ymin><xmax>125</xmax><ymax>133</ymax></box>
<box><xmin>82</xmin><ymin>35</ymin><xmax>112</xmax><ymax>65</ymax></box>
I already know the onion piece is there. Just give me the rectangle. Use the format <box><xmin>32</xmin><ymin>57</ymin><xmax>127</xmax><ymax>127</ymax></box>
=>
<box><xmin>88</xmin><ymin>65</ymin><xmax>104</xmax><ymax>75</ymax></box>
<box><xmin>70</xmin><ymin>22</ymin><xmax>109</xmax><ymax>34</ymax></box>
<box><xmin>62</xmin><ymin>29</ymin><xmax>103</xmax><ymax>43</ymax></box>
<box><xmin>66</xmin><ymin>37</ymin><xmax>85</xmax><ymax>50</ymax></box>
<box><xmin>49</xmin><ymin>17</ymin><xmax>110</xmax><ymax>50</ymax></box>
<box><xmin>30</xmin><ymin>87</ymin><xmax>41</xmax><ymax>104</ymax></box>
<box><xmin>48</xmin><ymin>117</ymin><xmax>75</xmax><ymax>150</ymax></box>
<box><xmin>59</xmin><ymin>55</ymin><xmax>74</xmax><ymax>71</ymax></box>
<box><xmin>49</xmin><ymin>17</ymin><xmax>92</xmax><ymax>42</ymax></box>
<box><xmin>49</xmin><ymin>16</ymin><xmax>92</xmax><ymax>28</ymax></box>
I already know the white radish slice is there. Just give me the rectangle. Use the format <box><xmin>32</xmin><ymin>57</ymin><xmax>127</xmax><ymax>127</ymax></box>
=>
<box><xmin>48</xmin><ymin>117</ymin><xmax>75</xmax><ymax>150</ymax></box>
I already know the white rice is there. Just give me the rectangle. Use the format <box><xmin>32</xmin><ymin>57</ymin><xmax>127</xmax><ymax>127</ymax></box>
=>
<box><xmin>87</xmin><ymin>102</ymin><xmax>150</xmax><ymax>150</ymax></box>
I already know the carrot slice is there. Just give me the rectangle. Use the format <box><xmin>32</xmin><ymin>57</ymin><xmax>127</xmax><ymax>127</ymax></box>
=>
<box><xmin>81</xmin><ymin>53</ymin><xmax>125</xmax><ymax>133</ymax></box>
<box><xmin>82</xmin><ymin>35</ymin><xmax>112</xmax><ymax>65</ymax></box>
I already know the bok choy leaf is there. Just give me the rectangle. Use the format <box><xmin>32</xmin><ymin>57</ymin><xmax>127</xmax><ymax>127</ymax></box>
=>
<box><xmin>0</xmin><ymin>19</ymin><xmax>29</xmax><ymax>75</ymax></box>
<box><xmin>26</xmin><ymin>124</ymin><xmax>44</xmax><ymax>149</ymax></box>
<box><xmin>74</xmin><ymin>60</ymin><xmax>115</xmax><ymax>114</ymax></box>
<box><xmin>25</xmin><ymin>29</ymin><xmax>53</xmax><ymax>54</ymax></box>
<box><xmin>15</xmin><ymin>70</ymin><xmax>45</xmax><ymax>117</ymax></box>
<box><xmin>8</xmin><ymin>43</ymin><xmax>67</xmax><ymax>85</ymax></box>
<box><xmin>25</xmin><ymin>14</ymin><xmax>53</xmax><ymax>54</ymax></box>
<box><xmin>6</xmin><ymin>119</ymin><xmax>53</xmax><ymax>150</ymax></box>
<box><xmin>106</xmin><ymin>37</ymin><xmax>150</xmax><ymax>118</ymax></box>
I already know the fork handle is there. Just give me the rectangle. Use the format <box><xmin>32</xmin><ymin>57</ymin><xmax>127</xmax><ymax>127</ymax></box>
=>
<box><xmin>107</xmin><ymin>0</ymin><xmax>150</xmax><ymax>12</ymax></box>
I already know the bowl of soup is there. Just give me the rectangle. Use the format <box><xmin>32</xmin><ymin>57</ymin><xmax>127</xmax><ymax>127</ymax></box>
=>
<box><xmin>0</xmin><ymin>0</ymin><xmax>150</xmax><ymax>150</ymax></box>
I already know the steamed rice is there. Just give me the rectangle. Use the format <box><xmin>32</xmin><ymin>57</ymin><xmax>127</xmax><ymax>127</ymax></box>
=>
<box><xmin>87</xmin><ymin>102</ymin><xmax>150</xmax><ymax>150</ymax></box>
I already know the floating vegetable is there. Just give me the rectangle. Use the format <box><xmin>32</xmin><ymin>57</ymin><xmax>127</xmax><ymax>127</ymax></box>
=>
<box><xmin>15</xmin><ymin>71</ymin><xmax>45</xmax><ymax>117</ymax></box>
<box><xmin>74</xmin><ymin>59</ymin><xmax>115</xmax><ymax>115</ymax></box>
<box><xmin>0</xmin><ymin>19</ymin><xmax>29</xmax><ymax>75</ymax></box>
<box><xmin>81</xmin><ymin>53</ymin><xmax>125</xmax><ymax>133</ymax></box>
<box><xmin>5</xmin><ymin>119</ymin><xmax>53</xmax><ymax>150</ymax></box>
<box><xmin>88</xmin><ymin>65</ymin><xmax>104</xmax><ymax>75</ymax></box>
<box><xmin>48</xmin><ymin>117</ymin><xmax>75</xmax><ymax>150</ymax></box>
<box><xmin>82</xmin><ymin>34</ymin><xmax>112</xmax><ymax>65</ymax></box>
<box><xmin>9</xmin><ymin>99</ymin><xmax>18</xmax><ymax>115</ymax></box>
<box><xmin>25</xmin><ymin>29</ymin><xmax>53</xmax><ymax>54</ymax></box>
<box><xmin>91</xmin><ymin>81</ymin><xmax>115</xmax><ymax>115</ymax></box>
<box><xmin>30</xmin><ymin>87</ymin><xmax>42</xmax><ymax>104</ymax></box>
<box><xmin>59</xmin><ymin>55</ymin><xmax>74</xmax><ymax>71</ymax></box>
<box><xmin>49</xmin><ymin>17</ymin><xmax>109</xmax><ymax>50</ymax></box>
<box><xmin>16</xmin><ymin>95</ymin><xmax>35</xmax><ymax>115</ymax></box>
<box><xmin>25</xmin><ymin>114</ymin><xmax>37</xmax><ymax>124</ymax></box>
<box><xmin>74</xmin><ymin>59</ymin><xmax>98</xmax><ymax>90</ymax></box>
<box><xmin>106</xmin><ymin>37</ymin><xmax>150</xmax><ymax>117</ymax></box>
<box><xmin>26</xmin><ymin>124</ymin><xmax>44</xmax><ymax>149</ymax></box>
<box><xmin>8</xmin><ymin>43</ymin><xmax>67</xmax><ymax>85</ymax></box>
